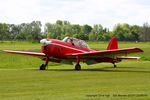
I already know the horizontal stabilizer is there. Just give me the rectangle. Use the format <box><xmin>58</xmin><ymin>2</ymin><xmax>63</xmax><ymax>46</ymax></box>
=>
<box><xmin>116</xmin><ymin>56</ymin><xmax>141</xmax><ymax>60</ymax></box>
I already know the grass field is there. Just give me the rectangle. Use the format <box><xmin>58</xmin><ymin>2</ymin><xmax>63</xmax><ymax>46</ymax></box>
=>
<box><xmin>0</xmin><ymin>41</ymin><xmax>150</xmax><ymax>100</ymax></box>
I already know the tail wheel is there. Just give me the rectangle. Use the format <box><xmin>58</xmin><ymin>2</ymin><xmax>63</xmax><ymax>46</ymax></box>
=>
<box><xmin>75</xmin><ymin>64</ymin><xmax>81</xmax><ymax>70</ymax></box>
<box><xmin>112</xmin><ymin>62</ymin><xmax>117</xmax><ymax>68</ymax></box>
<box><xmin>114</xmin><ymin>64</ymin><xmax>117</xmax><ymax>68</ymax></box>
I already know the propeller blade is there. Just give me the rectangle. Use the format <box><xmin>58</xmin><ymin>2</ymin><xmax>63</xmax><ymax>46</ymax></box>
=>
<box><xmin>40</xmin><ymin>39</ymin><xmax>52</xmax><ymax>46</ymax></box>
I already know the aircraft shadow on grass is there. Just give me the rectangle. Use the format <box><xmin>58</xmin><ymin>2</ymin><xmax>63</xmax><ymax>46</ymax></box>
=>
<box><xmin>32</xmin><ymin>66</ymin><xmax>150</xmax><ymax>73</ymax></box>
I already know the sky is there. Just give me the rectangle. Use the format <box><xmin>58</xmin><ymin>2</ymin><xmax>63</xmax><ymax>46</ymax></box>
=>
<box><xmin>0</xmin><ymin>0</ymin><xmax>150</xmax><ymax>30</ymax></box>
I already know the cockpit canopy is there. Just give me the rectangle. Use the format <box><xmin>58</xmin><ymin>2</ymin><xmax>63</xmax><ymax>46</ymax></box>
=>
<box><xmin>63</xmin><ymin>37</ymin><xmax>89</xmax><ymax>48</ymax></box>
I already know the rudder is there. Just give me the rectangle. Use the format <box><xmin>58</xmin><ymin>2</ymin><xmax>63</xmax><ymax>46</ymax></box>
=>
<box><xmin>107</xmin><ymin>37</ymin><xmax>118</xmax><ymax>50</ymax></box>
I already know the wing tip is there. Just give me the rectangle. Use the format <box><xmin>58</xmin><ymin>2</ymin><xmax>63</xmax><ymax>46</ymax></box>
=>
<box><xmin>134</xmin><ymin>48</ymin><xmax>144</xmax><ymax>52</ymax></box>
<box><xmin>3</xmin><ymin>50</ymin><xmax>12</xmax><ymax>52</ymax></box>
<box><xmin>136</xmin><ymin>57</ymin><xmax>141</xmax><ymax>60</ymax></box>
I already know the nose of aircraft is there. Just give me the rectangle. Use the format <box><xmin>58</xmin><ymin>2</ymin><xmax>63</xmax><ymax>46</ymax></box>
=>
<box><xmin>40</xmin><ymin>39</ymin><xmax>52</xmax><ymax>46</ymax></box>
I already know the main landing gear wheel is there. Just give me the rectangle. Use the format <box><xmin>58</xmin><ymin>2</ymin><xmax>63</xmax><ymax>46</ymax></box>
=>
<box><xmin>40</xmin><ymin>64</ymin><xmax>46</xmax><ymax>70</ymax></box>
<box><xmin>75</xmin><ymin>64</ymin><xmax>81</xmax><ymax>70</ymax></box>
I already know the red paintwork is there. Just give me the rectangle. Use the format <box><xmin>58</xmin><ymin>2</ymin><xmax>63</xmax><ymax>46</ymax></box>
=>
<box><xmin>107</xmin><ymin>37</ymin><xmax>118</xmax><ymax>50</ymax></box>
<box><xmin>3</xmin><ymin>37</ymin><xmax>144</xmax><ymax>66</ymax></box>
<box><xmin>76</xmin><ymin>56</ymin><xmax>80</xmax><ymax>64</ymax></box>
<box><xmin>41</xmin><ymin>38</ymin><xmax>94</xmax><ymax>59</ymax></box>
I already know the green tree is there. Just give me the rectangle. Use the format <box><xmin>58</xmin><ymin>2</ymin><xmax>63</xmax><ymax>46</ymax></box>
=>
<box><xmin>79</xmin><ymin>33</ymin><xmax>89</xmax><ymax>40</ymax></box>
<box><xmin>65</xmin><ymin>33</ymin><xmax>71</xmax><ymax>37</ymax></box>
<box><xmin>130</xmin><ymin>25</ymin><xmax>142</xmax><ymax>41</ymax></box>
<box><xmin>141</xmin><ymin>23</ymin><xmax>150</xmax><ymax>42</ymax></box>
<box><xmin>89</xmin><ymin>31</ymin><xmax>95</xmax><ymax>41</ymax></box>
<box><xmin>16</xmin><ymin>23</ymin><xmax>27</xmax><ymax>40</ymax></box>
<box><xmin>71</xmin><ymin>24</ymin><xmax>81</xmax><ymax>34</ymax></box>
<box><xmin>30</xmin><ymin>21</ymin><xmax>42</xmax><ymax>40</ymax></box>
<box><xmin>56</xmin><ymin>20</ymin><xmax>63</xmax><ymax>26</ymax></box>
<box><xmin>92</xmin><ymin>24</ymin><xmax>104</xmax><ymax>41</ymax></box>
<box><xmin>55</xmin><ymin>24</ymin><xmax>62</xmax><ymax>39</ymax></box>
<box><xmin>62</xmin><ymin>23</ymin><xmax>72</xmax><ymax>35</ymax></box>
<box><xmin>0</xmin><ymin>23</ymin><xmax>10</xmax><ymax>40</ymax></box>
<box><xmin>113</xmin><ymin>23</ymin><xmax>133</xmax><ymax>41</ymax></box>
<box><xmin>81</xmin><ymin>24</ymin><xmax>92</xmax><ymax>34</ymax></box>
<box><xmin>26</xmin><ymin>35</ymin><xmax>33</xmax><ymax>41</ymax></box>
<box><xmin>8</xmin><ymin>24</ymin><xmax>20</xmax><ymax>40</ymax></box>
<box><xmin>14</xmin><ymin>32</ymin><xmax>26</xmax><ymax>40</ymax></box>
<box><xmin>45</xmin><ymin>22</ymin><xmax>63</xmax><ymax>39</ymax></box>
<box><xmin>63</xmin><ymin>20</ymin><xmax>70</xmax><ymax>25</ymax></box>
<box><xmin>47</xmin><ymin>32</ymin><xmax>53</xmax><ymax>39</ymax></box>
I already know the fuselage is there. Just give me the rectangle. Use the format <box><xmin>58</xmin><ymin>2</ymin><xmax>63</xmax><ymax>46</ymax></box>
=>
<box><xmin>41</xmin><ymin>38</ymin><xmax>96</xmax><ymax>59</ymax></box>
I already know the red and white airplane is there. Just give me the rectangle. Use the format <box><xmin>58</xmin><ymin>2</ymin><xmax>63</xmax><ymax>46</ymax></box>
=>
<box><xmin>3</xmin><ymin>37</ymin><xmax>143</xmax><ymax>70</ymax></box>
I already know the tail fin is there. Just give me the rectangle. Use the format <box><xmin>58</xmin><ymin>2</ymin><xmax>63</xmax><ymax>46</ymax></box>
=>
<box><xmin>107</xmin><ymin>37</ymin><xmax>118</xmax><ymax>50</ymax></box>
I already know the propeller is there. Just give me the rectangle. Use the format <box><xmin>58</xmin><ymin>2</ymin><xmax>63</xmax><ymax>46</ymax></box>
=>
<box><xmin>40</xmin><ymin>39</ymin><xmax>52</xmax><ymax>46</ymax></box>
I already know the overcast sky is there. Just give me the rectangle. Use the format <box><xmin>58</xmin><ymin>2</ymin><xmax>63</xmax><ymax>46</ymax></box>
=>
<box><xmin>0</xmin><ymin>0</ymin><xmax>150</xmax><ymax>30</ymax></box>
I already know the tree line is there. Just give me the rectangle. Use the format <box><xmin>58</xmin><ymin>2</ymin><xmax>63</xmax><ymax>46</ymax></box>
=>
<box><xmin>0</xmin><ymin>20</ymin><xmax>150</xmax><ymax>42</ymax></box>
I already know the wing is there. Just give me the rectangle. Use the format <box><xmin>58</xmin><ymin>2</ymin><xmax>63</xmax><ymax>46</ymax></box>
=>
<box><xmin>3</xmin><ymin>50</ymin><xmax>45</xmax><ymax>56</ymax></box>
<box><xmin>65</xmin><ymin>48</ymin><xmax>143</xmax><ymax>58</ymax></box>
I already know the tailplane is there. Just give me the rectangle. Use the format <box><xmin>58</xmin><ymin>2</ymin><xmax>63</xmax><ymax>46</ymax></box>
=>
<box><xmin>107</xmin><ymin>37</ymin><xmax>118</xmax><ymax>50</ymax></box>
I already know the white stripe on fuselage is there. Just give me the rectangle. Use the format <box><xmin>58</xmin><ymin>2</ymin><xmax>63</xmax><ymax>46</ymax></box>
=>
<box><xmin>50</xmin><ymin>42</ymin><xmax>88</xmax><ymax>53</ymax></box>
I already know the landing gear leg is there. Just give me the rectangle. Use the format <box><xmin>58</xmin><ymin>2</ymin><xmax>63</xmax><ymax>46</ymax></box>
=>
<box><xmin>40</xmin><ymin>57</ymin><xmax>49</xmax><ymax>70</ymax></box>
<box><xmin>75</xmin><ymin>56</ymin><xmax>81</xmax><ymax>70</ymax></box>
